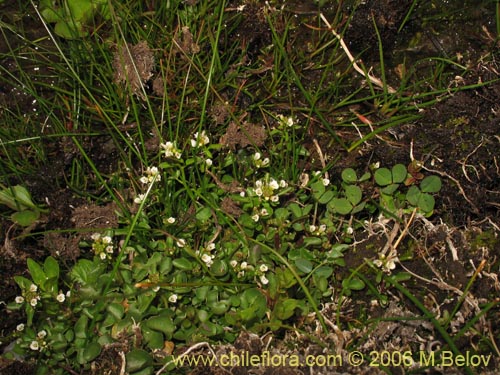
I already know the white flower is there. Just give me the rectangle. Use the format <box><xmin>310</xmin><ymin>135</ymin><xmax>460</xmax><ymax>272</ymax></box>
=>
<box><xmin>259</xmin><ymin>274</ymin><xmax>269</xmax><ymax>285</ymax></box>
<box><xmin>30</xmin><ymin>341</ymin><xmax>39</xmax><ymax>351</ymax></box>
<box><xmin>99</xmin><ymin>253</ymin><xmax>107</xmax><ymax>260</ymax></box>
<box><xmin>253</xmin><ymin>152</ymin><xmax>261</xmax><ymax>161</ymax></box>
<box><xmin>270</xmin><ymin>195</ymin><xmax>279</xmax><ymax>202</ymax></box>
<box><xmin>259</xmin><ymin>264</ymin><xmax>268</xmax><ymax>273</ymax></box>
<box><xmin>205</xmin><ymin>158</ymin><xmax>212</xmax><ymax>167</ymax></box>
<box><xmin>176</xmin><ymin>238</ymin><xmax>186</xmax><ymax>248</ymax></box>
<box><xmin>322</xmin><ymin>178</ymin><xmax>330</xmax><ymax>186</ymax></box>
<box><xmin>240</xmin><ymin>261</ymin><xmax>248</xmax><ymax>270</ymax></box>
<box><xmin>260</xmin><ymin>208</ymin><xmax>269</xmax><ymax>216</ymax></box>
<box><xmin>141</xmin><ymin>166</ymin><xmax>161</xmax><ymax>184</ymax></box>
<box><xmin>139</xmin><ymin>176</ymin><xmax>149</xmax><ymax>184</ymax></box>
<box><xmin>66</xmin><ymin>291</ymin><xmax>71</xmax><ymax>298</ymax></box>
<box><xmin>201</xmin><ymin>254</ymin><xmax>213</xmax><ymax>267</ymax></box>
<box><xmin>167</xmin><ymin>217</ymin><xmax>176</xmax><ymax>224</ymax></box>
<box><xmin>254</xmin><ymin>187</ymin><xmax>263</xmax><ymax>197</ymax></box>
<box><xmin>102</xmin><ymin>236</ymin><xmax>112</xmax><ymax>244</ymax></box>
<box><xmin>91</xmin><ymin>233</ymin><xmax>101</xmax><ymax>241</ymax></box>
<box><xmin>279</xmin><ymin>180</ymin><xmax>288</xmax><ymax>188</ymax></box>
<box><xmin>16</xmin><ymin>324</ymin><xmax>25</xmax><ymax>332</ymax></box>
<box><xmin>56</xmin><ymin>293</ymin><xmax>65</xmax><ymax>303</ymax></box>
<box><xmin>309</xmin><ymin>225</ymin><xmax>317</xmax><ymax>233</ymax></box>
<box><xmin>169</xmin><ymin>294</ymin><xmax>178</xmax><ymax>303</ymax></box>
<box><xmin>30</xmin><ymin>298</ymin><xmax>39</xmax><ymax>307</ymax></box>
<box><xmin>268</xmin><ymin>179</ymin><xmax>279</xmax><ymax>190</ymax></box>
<box><xmin>239</xmin><ymin>191</ymin><xmax>246</xmax><ymax>197</ymax></box>
<box><xmin>134</xmin><ymin>194</ymin><xmax>146</xmax><ymax>204</ymax></box>
<box><xmin>37</xmin><ymin>330</ymin><xmax>47</xmax><ymax>339</ymax></box>
<box><xmin>206</xmin><ymin>243</ymin><xmax>216</xmax><ymax>251</ymax></box>
<box><xmin>191</xmin><ymin>130</ymin><xmax>210</xmax><ymax>147</ymax></box>
<box><xmin>251</xmin><ymin>214</ymin><xmax>259</xmax><ymax>222</ymax></box>
<box><xmin>346</xmin><ymin>226</ymin><xmax>354</xmax><ymax>235</ymax></box>
<box><xmin>160</xmin><ymin>141</ymin><xmax>182</xmax><ymax>159</ymax></box>
<box><xmin>230</xmin><ymin>260</ymin><xmax>238</xmax><ymax>268</ymax></box>
<box><xmin>318</xmin><ymin>224</ymin><xmax>327</xmax><ymax>234</ymax></box>
<box><xmin>15</xmin><ymin>296</ymin><xmax>24</xmax><ymax>304</ymax></box>
<box><xmin>29</xmin><ymin>284</ymin><xmax>38</xmax><ymax>293</ymax></box>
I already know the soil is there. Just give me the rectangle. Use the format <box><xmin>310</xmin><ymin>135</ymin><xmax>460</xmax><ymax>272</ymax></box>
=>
<box><xmin>1</xmin><ymin>1</ymin><xmax>499</xmax><ymax>374</ymax></box>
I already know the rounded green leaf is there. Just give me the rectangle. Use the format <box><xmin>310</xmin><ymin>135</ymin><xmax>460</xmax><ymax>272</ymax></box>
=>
<box><xmin>11</xmin><ymin>209</ymin><xmax>39</xmax><ymax>227</ymax></box>
<box><xmin>210</xmin><ymin>259</ymin><xmax>228</xmax><ymax>276</ymax></box>
<box><xmin>417</xmin><ymin>193</ymin><xmax>435</xmax><ymax>213</ymax></box>
<box><xmin>374</xmin><ymin>168</ymin><xmax>392</xmax><ymax>186</ymax></box>
<box><xmin>420</xmin><ymin>175</ymin><xmax>442</xmax><ymax>193</ymax></box>
<box><xmin>294</xmin><ymin>258</ymin><xmax>313</xmax><ymax>273</ymax></box>
<box><xmin>342</xmin><ymin>278</ymin><xmax>365</xmax><ymax>291</ymax></box>
<box><xmin>329</xmin><ymin>198</ymin><xmax>353</xmax><ymax>215</ymax></box>
<box><xmin>318</xmin><ymin>190</ymin><xmax>335</xmax><ymax>204</ymax></box>
<box><xmin>126</xmin><ymin>349</ymin><xmax>153</xmax><ymax>373</ymax></box>
<box><xmin>341</xmin><ymin>168</ymin><xmax>357</xmax><ymax>183</ymax></box>
<box><xmin>345</xmin><ymin>185</ymin><xmax>362</xmax><ymax>206</ymax></box>
<box><xmin>406</xmin><ymin>185</ymin><xmax>421</xmax><ymax>206</ymax></box>
<box><xmin>392</xmin><ymin>164</ymin><xmax>408</xmax><ymax>184</ymax></box>
<box><xmin>146</xmin><ymin>315</ymin><xmax>175</xmax><ymax>336</ymax></box>
<box><xmin>172</xmin><ymin>258</ymin><xmax>193</xmax><ymax>271</ymax></box>
<box><xmin>82</xmin><ymin>342</ymin><xmax>101</xmax><ymax>363</ymax></box>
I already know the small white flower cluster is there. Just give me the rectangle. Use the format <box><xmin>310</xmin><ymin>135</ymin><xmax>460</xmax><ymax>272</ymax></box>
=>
<box><xmin>30</xmin><ymin>330</ymin><xmax>48</xmax><ymax>351</ymax></box>
<box><xmin>168</xmin><ymin>294</ymin><xmax>178</xmax><ymax>303</ymax></box>
<box><xmin>277</xmin><ymin>114</ymin><xmax>295</xmax><ymax>127</ymax></box>
<box><xmin>309</xmin><ymin>224</ymin><xmax>327</xmax><ymax>236</ymax></box>
<box><xmin>15</xmin><ymin>283</ymin><xmax>41</xmax><ymax>307</ymax></box>
<box><xmin>160</xmin><ymin>141</ymin><xmax>182</xmax><ymax>159</ymax></box>
<box><xmin>252</xmin><ymin>177</ymin><xmax>288</xmax><ymax>202</ymax></box>
<box><xmin>139</xmin><ymin>166</ymin><xmax>161</xmax><ymax>185</ymax></box>
<box><xmin>191</xmin><ymin>130</ymin><xmax>210</xmax><ymax>148</ymax></box>
<box><xmin>252</xmin><ymin>152</ymin><xmax>269</xmax><ymax>169</ymax></box>
<box><xmin>251</xmin><ymin>207</ymin><xmax>271</xmax><ymax>222</ymax></box>
<box><xmin>91</xmin><ymin>233</ymin><xmax>114</xmax><ymax>260</ymax></box>
<box><xmin>230</xmin><ymin>260</ymin><xmax>252</xmax><ymax>279</ymax></box>
<box><xmin>256</xmin><ymin>263</ymin><xmax>270</xmax><ymax>285</ymax></box>
<box><xmin>373</xmin><ymin>249</ymin><xmax>399</xmax><ymax>274</ymax></box>
<box><xmin>199</xmin><ymin>243</ymin><xmax>216</xmax><ymax>268</ymax></box>
<box><xmin>229</xmin><ymin>261</ymin><xmax>270</xmax><ymax>285</ymax></box>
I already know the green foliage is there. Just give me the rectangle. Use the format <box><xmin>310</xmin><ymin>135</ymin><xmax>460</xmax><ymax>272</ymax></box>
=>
<box><xmin>0</xmin><ymin>185</ymin><xmax>47</xmax><ymax>227</ymax></box>
<box><xmin>39</xmin><ymin>0</ymin><xmax>110</xmax><ymax>39</ymax></box>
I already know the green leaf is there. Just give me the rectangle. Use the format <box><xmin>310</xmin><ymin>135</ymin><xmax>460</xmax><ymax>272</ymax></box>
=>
<box><xmin>406</xmin><ymin>185</ymin><xmax>421</xmax><ymax>206</ymax></box>
<box><xmin>311</xmin><ymin>180</ymin><xmax>325</xmax><ymax>200</ymax></box>
<box><xmin>126</xmin><ymin>349</ymin><xmax>153</xmax><ymax>373</ymax></box>
<box><xmin>420</xmin><ymin>175</ymin><xmax>442</xmax><ymax>193</ymax></box>
<box><xmin>318</xmin><ymin>190</ymin><xmax>335</xmax><ymax>204</ymax></box>
<box><xmin>341</xmin><ymin>168</ymin><xmax>357</xmax><ymax>183</ymax></box>
<box><xmin>81</xmin><ymin>341</ymin><xmax>101</xmax><ymax>363</ymax></box>
<box><xmin>273</xmin><ymin>298</ymin><xmax>299</xmax><ymax>320</ymax></box>
<box><xmin>374</xmin><ymin>168</ymin><xmax>392</xmax><ymax>186</ymax></box>
<box><xmin>146</xmin><ymin>315</ymin><xmax>175</xmax><ymax>336</ymax></box>
<box><xmin>11</xmin><ymin>210</ymin><xmax>39</xmax><ymax>227</ymax></box>
<box><xmin>294</xmin><ymin>258</ymin><xmax>313</xmax><ymax>273</ymax></box>
<box><xmin>342</xmin><ymin>278</ymin><xmax>365</xmax><ymax>291</ymax></box>
<box><xmin>417</xmin><ymin>193</ymin><xmax>435</xmax><ymax>213</ymax></box>
<box><xmin>329</xmin><ymin>198</ymin><xmax>352</xmax><ymax>215</ymax></box>
<box><xmin>380</xmin><ymin>183</ymin><xmax>399</xmax><ymax>195</ymax></box>
<box><xmin>392</xmin><ymin>164</ymin><xmax>407</xmax><ymax>184</ymax></box>
<box><xmin>172</xmin><ymin>258</ymin><xmax>193</xmax><ymax>271</ymax></box>
<box><xmin>345</xmin><ymin>185</ymin><xmax>362</xmax><ymax>205</ymax></box>
<box><xmin>74</xmin><ymin>315</ymin><xmax>89</xmax><ymax>339</ymax></box>
<box><xmin>27</xmin><ymin>259</ymin><xmax>46</xmax><ymax>287</ymax></box>
<box><xmin>44</xmin><ymin>256</ymin><xmax>59</xmax><ymax>280</ymax></box>
<box><xmin>196</xmin><ymin>206</ymin><xmax>212</xmax><ymax>222</ymax></box>
<box><xmin>107</xmin><ymin>303</ymin><xmax>125</xmax><ymax>320</ymax></box>
<box><xmin>288</xmin><ymin>203</ymin><xmax>303</xmax><ymax>218</ymax></box>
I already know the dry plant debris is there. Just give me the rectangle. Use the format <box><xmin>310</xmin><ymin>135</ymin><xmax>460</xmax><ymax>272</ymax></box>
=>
<box><xmin>113</xmin><ymin>41</ymin><xmax>155</xmax><ymax>100</ymax></box>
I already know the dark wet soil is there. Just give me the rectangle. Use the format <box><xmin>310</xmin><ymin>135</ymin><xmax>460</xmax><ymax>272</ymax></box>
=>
<box><xmin>1</xmin><ymin>1</ymin><xmax>499</xmax><ymax>374</ymax></box>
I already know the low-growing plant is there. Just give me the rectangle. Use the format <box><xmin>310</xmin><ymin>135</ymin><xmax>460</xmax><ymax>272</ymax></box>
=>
<box><xmin>0</xmin><ymin>184</ymin><xmax>48</xmax><ymax>227</ymax></box>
